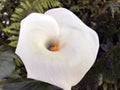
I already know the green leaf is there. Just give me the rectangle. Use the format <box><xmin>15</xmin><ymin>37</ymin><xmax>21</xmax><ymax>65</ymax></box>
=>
<box><xmin>103</xmin><ymin>83</ymin><xmax>107</xmax><ymax>90</ymax></box>
<box><xmin>0</xmin><ymin>79</ymin><xmax>63</xmax><ymax>90</ymax></box>
<box><xmin>118</xmin><ymin>0</ymin><xmax>120</xmax><ymax>3</ymax></box>
<box><xmin>70</xmin><ymin>5</ymin><xmax>80</xmax><ymax>13</ymax></box>
<box><xmin>7</xmin><ymin>36</ymin><xmax>18</xmax><ymax>41</ymax></box>
<box><xmin>0</xmin><ymin>45</ymin><xmax>16</xmax><ymax>80</ymax></box>
<box><xmin>108</xmin><ymin>2</ymin><xmax>120</xmax><ymax>18</ymax></box>
<box><xmin>0</xmin><ymin>45</ymin><xmax>25</xmax><ymax>80</ymax></box>
<box><xmin>8</xmin><ymin>41</ymin><xmax>18</xmax><ymax>47</ymax></box>
<box><xmin>2</xmin><ymin>23</ymin><xmax>20</xmax><ymax>47</ymax></box>
<box><xmin>100</xmin><ymin>43</ymin><xmax>120</xmax><ymax>84</ymax></box>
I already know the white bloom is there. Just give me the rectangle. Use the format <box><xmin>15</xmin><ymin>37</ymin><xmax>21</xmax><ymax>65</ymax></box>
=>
<box><xmin>16</xmin><ymin>8</ymin><xmax>99</xmax><ymax>90</ymax></box>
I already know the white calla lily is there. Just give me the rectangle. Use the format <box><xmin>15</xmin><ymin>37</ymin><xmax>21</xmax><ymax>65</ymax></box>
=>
<box><xmin>15</xmin><ymin>8</ymin><xmax>99</xmax><ymax>90</ymax></box>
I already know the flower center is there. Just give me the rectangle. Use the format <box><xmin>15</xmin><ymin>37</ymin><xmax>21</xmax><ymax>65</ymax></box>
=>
<box><xmin>48</xmin><ymin>42</ymin><xmax>59</xmax><ymax>51</ymax></box>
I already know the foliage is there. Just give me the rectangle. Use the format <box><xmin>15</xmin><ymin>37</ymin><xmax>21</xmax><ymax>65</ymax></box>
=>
<box><xmin>1</xmin><ymin>0</ymin><xmax>61</xmax><ymax>47</ymax></box>
<box><xmin>0</xmin><ymin>45</ymin><xmax>15</xmax><ymax>80</ymax></box>
<box><xmin>0</xmin><ymin>45</ymin><xmax>26</xmax><ymax>80</ymax></box>
<box><xmin>0</xmin><ymin>79</ymin><xmax>62</xmax><ymax>90</ymax></box>
<box><xmin>0</xmin><ymin>0</ymin><xmax>120</xmax><ymax>90</ymax></box>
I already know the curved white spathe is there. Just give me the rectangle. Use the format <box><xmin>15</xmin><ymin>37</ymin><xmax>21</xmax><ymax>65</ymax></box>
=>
<box><xmin>15</xmin><ymin>8</ymin><xmax>99</xmax><ymax>90</ymax></box>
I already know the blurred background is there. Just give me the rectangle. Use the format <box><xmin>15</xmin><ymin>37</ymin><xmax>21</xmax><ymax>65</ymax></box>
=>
<box><xmin>0</xmin><ymin>0</ymin><xmax>120</xmax><ymax>90</ymax></box>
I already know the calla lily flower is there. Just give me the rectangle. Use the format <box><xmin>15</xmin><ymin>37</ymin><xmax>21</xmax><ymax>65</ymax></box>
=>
<box><xmin>15</xmin><ymin>8</ymin><xmax>99</xmax><ymax>90</ymax></box>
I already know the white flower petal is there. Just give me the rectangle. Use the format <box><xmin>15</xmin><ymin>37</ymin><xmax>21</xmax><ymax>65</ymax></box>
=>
<box><xmin>16</xmin><ymin>8</ymin><xmax>99</xmax><ymax>90</ymax></box>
